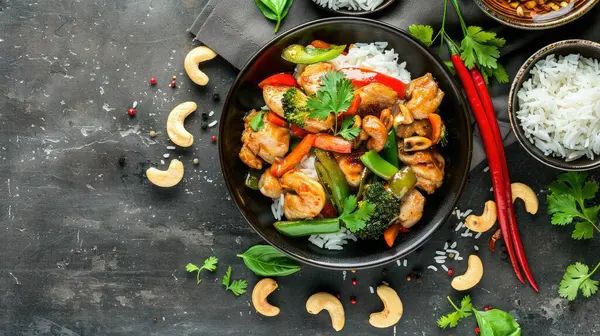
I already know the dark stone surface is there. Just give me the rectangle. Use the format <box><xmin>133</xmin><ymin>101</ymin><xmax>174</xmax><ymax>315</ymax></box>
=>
<box><xmin>0</xmin><ymin>1</ymin><xmax>598</xmax><ymax>335</ymax></box>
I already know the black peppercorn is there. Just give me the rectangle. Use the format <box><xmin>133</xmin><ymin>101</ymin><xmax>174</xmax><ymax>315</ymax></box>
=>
<box><xmin>212</xmin><ymin>93</ymin><xmax>220</xmax><ymax>101</ymax></box>
<box><xmin>500</xmin><ymin>250</ymin><xmax>508</xmax><ymax>260</ymax></box>
<box><xmin>201</xmin><ymin>121</ymin><xmax>208</xmax><ymax>130</ymax></box>
<box><xmin>201</xmin><ymin>112</ymin><xmax>208</xmax><ymax>121</ymax></box>
<box><xmin>118</xmin><ymin>156</ymin><xmax>126</xmax><ymax>167</ymax></box>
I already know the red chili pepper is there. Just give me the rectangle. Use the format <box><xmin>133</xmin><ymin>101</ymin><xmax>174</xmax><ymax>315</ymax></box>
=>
<box><xmin>337</xmin><ymin>94</ymin><xmax>361</xmax><ymax>120</ymax></box>
<box><xmin>313</xmin><ymin>134</ymin><xmax>352</xmax><ymax>154</ymax></box>
<box><xmin>258</xmin><ymin>73</ymin><xmax>297</xmax><ymax>89</ymax></box>
<box><xmin>320</xmin><ymin>201</ymin><xmax>338</xmax><ymax>218</ymax></box>
<box><xmin>450</xmin><ymin>53</ymin><xmax>526</xmax><ymax>285</ymax></box>
<box><xmin>290</xmin><ymin>124</ymin><xmax>309</xmax><ymax>138</ymax></box>
<box><xmin>339</xmin><ymin>67</ymin><xmax>407</xmax><ymax>99</ymax></box>
<box><xmin>489</xmin><ymin>228</ymin><xmax>502</xmax><ymax>252</ymax></box>
<box><xmin>470</xmin><ymin>68</ymin><xmax>539</xmax><ymax>292</ymax></box>
<box><xmin>266</xmin><ymin>112</ymin><xmax>288</xmax><ymax>127</ymax></box>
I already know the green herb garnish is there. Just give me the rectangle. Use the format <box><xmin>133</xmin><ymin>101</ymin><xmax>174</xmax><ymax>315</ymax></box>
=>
<box><xmin>437</xmin><ymin>296</ymin><xmax>473</xmax><ymax>329</ymax></box>
<box><xmin>335</xmin><ymin>116</ymin><xmax>361</xmax><ymax>141</ymax></box>
<box><xmin>437</xmin><ymin>296</ymin><xmax>521</xmax><ymax>335</ymax></box>
<box><xmin>186</xmin><ymin>256</ymin><xmax>218</xmax><ymax>284</ymax></box>
<box><xmin>254</xmin><ymin>0</ymin><xmax>294</xmax><ymax>33</ymax></box>
<box><xmin>306</xmin><ymin>71</ymin><xmax>354</xmax><ymax>121</ymax></box>
<box><xmin>237</xmin><ymin>245</ymin><xmax>301</xmax><ymax>277</ymax></box>
<box><xmin>249</xmin><ymin>110</ymin><xmax>267</xmax><ymax>132</ymax></box>
<box><xmin>221</xmin><ymin>266</ymin><xmax>248</xmax><ymax>296</ymax></box>
<box><xmin>339</xmin><ymin>195</ymin><xmax>377</xmax><ymax>233</ymax></box>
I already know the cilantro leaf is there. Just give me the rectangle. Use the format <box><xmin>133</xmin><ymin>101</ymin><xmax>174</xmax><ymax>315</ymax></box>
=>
<box><xmin>185</xmin><ymin>263</ymin><xmax>200</xmax><ymax>273</ymax></box>
<box><xmin>437</xmin><ymin>296</ymin><xmax>473</xmax><ymax>329</ymax></box>
<box><xmin>461</xmin><ymin>26</ymin><xmax>501</xmax><ymax>70</ymax></box>
<box><xmin>559</xmin><ymin>262</ymin><xmax>600</xmax><ymax>301</ymax></box>
<box><xmin>186</xmin><ymin>256</ymin><xmax>219</xmax><ymax>284</ymax></box>
<box><xmin>573</xmin><ymin>221</ymin><xmax>595</xmax><ymax>240</ymax></box>
<box><xmin>222</xmin><ymin>266</ymin><xmax>248</xmax><ymax>296</ymax></box>
<box><xmin>249</xmin><ymin>110</ymin><xmax>267</xmax><ymax>132</ymax></box>
<box><xmin>409</xmin><ymin>25</ymin><xmax>434</xmax><ymax>47</ymax></box>
<box><xmin>339</xmin><ymin>195</ymin><xmax>376</xmax><ymax>233</ymax></box>
<box><xmin>547</xmin><ymin>194</ymin><xmax>581</xmax><ymax>226</ymax></box>
<box><xmin>336</xmin><ymin>117</ymin><xmax>360</xmax><ymax>140</ymax></box>
<box><xmin>306</xmin><ymin>71</ymin><xmax>354</xmax><ymax>120</ymax></box>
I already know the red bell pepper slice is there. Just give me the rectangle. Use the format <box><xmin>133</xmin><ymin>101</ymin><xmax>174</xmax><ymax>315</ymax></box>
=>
<box><xmin>271</xmin><ymin>134</ymin><xmax>316</xmax><ymax>177</ymax></box>
<box><xmin>339</xmin><ymin>67</ymin><xmax>407</xmax><ymax>99</ymax></box>
<box><xmin>258</xmin><ymin>73</ymin><xmax>297</xmax><ymax>89</ymax></box>
<box><xmin>313</xmin><ymin>134</ymin><xmax>352</xmax><ymax>154</ymax></box>
<box><xmin>290</xmin><ymin>124</ymin><xmax>309</xmax><ymax>138</ymax></box>
<box><xmin>337</xmin><ymin>94</ymin><xmax>361</xmax><ymax>120</ymax></box>
<box><xmin>320</xmin><ymin>201</ymin><xmax>338</xmax><ymax>218</ymax></box>
<box><xmin>266</xmin><ymin>112</ymin><xmax>288</xmax><ymax>127</ymax></box>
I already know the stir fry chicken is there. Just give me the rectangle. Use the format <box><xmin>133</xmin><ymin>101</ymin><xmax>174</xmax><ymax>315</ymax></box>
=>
<box><xmin>398</xmin><ymin>189</ymin><xmax>425</xmax><ymax>229</ymax></box>
<box><xmin>405</xmin><ymin>73</ymin><xmax>445</xmax><ymax>119</ymax></box>
<box><xmin>259</xmin><ymin>170</ymin><xmax>283</xmax><ymax>199</ymax></box>
<box><xmin>304</xmin><ymin>113</ymin><xmax>335</xmax><ymax>133</ymax></box>
<box><xmin>395</xmin><ymin>119</ymin><xmax>433</xmax><ymax>139</ymax></box>
<box><xmin>240</xmin><ymin>110</ymin><xmax>290</xmax><ymax>169</ymax></box>
<box><xmin>398</xmin><ymin>144</ymin><xmax>445</xmax><ymax>194</ymax></box>
<box><xmin>280</xmin><ymin>169</ymin><xmax>326</xmax><ymax>220</ymax></box>
<box><xmin>356</xmin><ymin>83</ymin><xmax>398</xmax><ymax>116</ymax></box>
<box><xmin>263</xmin><ymin>85</ymin><xmax>292</xmax><ymax>117</ymax></box>
<box><xmin>334</xmin><ymin>153</ymin><xmax>364</xmax><ymax>187</ymax></box>
<box><xmin>298</xmin><ymin>62</ymin><xmax>336</xmax><ymax>95</ymax></box>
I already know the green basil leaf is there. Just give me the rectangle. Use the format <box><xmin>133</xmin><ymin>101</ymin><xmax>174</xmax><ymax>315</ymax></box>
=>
<box><xmin>472</xmin><ymin>309</ymin><xmax>521</xmax><ymax>336</ymax></box>
<box><xmin>237</xmin><ymin>245</ymin><xmax>301</xmax><ymax>276</ymax></box>
<box><xmin>281</xmin><ymin>0</ymin><xmax>295</xmax><ymax>18</ymax></box>
<box><xmin>255</xmin><ymin>0</ymin><xmax>278</xmax><ymax>21</ymax></box>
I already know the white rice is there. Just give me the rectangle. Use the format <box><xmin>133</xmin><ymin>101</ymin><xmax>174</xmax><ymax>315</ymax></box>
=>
<box><xmin>331</xmin><ymin>42</ymin><xmax>412</xmax><ymax>83</ymax></box>
<box><xmin>308</xmin><ymin>227</ymin><xmax>358</xmax><ymax>250</ymax></box>
<box><xmin>271</xmin><ymin>193</ymin><xmax>285</xmax><ymax>221</ymax></box>
<box><xmin>313</xmin><ymin>0</ymin><xmax>385</xmax><ymax>11</ymax></box>
<box><xmin>296</xmin><ymin>154</ymin><xmax>319</xmax><ymax>181</ymax></box>
<box><xmin>516</xmin><ymin>53</ymin><xmax>600</xmax><ymax>161</ymax></box>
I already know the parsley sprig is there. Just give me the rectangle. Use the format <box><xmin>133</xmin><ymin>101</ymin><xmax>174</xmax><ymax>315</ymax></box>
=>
<box><xmin>306</xmin><ymin>71</ymin><xmax>354</xmax><ymax>121</ymax></box>
<box><xmin>437</xmin><ymin>296</ymin><xmax>473</xmax><ymax>329</ymax></box>
<box><xmin>559</xmin><ymin>262</ymin><xmax>600</xmax><ymax>301</ymax></box>
<box><xmin>335</xmin><ymin>117</ymin><xmax>361</xmax><ymax>141</ymax></box>
<box><xmin>437</xmin><ymin>296</ymin><xmax>521</xmax><ymax>334</ymax></box>
<box><xmin>186</xmin><ymin>256</ymin><xmax>219</xmax><ymax>284</ymax></box>
<box><xmin>339</xmin><ymin>195</ymin><xmax>376</xmax><ymax>233</ymax></box>
<box><xmin>222</xmin><ymin>266</ymin><xmax>248</xmax><ymax>296</ymax></box>
<box><xmin>408</xmin><ymin>0</ymin><xmax>508</xmax><ymax>84</ymax></box>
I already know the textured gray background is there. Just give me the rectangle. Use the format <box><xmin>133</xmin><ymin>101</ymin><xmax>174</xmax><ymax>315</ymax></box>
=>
<box><xmin>0</xmin><ymin>0</ymin><xmax>599</xmax><ymax>335</ymax></box>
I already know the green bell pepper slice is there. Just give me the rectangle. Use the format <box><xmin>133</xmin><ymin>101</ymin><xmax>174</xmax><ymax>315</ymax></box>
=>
<box><xmin>281</xmin><ymin>44</ymin><xmax>346</xmax><ymax>64</ymax></box>
<box><xmin>314</xmin><ymin>149</ymin><xmax>350</xmax><ymax>213</ymax></box>
<box><xmin>381</xmin><ymin>129</ymin><xmax>399</xmax><ymax>168</ymax></box>
<box><xmin>360</xmin><ymin>150</ymin><xmax>399</xmax><ymax>180</ymax></box>
<box><xmin>386</xmin><ymin>166</ymin><xmax>417</xmax><ymax>199</ymax></box>
<box><xmin>245</xmin><ymin>170</ymin><xmax>262</xmax><ymax>190</ymax></box>
<box><xmin>274</xmin><ymin>218</ymin><xmax>340</xmax><ymax>237</ymax></box>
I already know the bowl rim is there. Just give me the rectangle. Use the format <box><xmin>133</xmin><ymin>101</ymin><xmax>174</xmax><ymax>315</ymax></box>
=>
<box><xmin>312</xmin><ymin>0</ymin><xmax>396</xmax><ymax>16</ymax></box>
<box><xmin>472</xmin><ymin>0</ymin><xmax>600</xmax><ymax>30</ymax></box>
<box><xmin>508</xmin><ymin>39</ymin><xmax>600</xmax><ymax>171</ymax></box>
<box><xmin>219</xmin><ymin>16</ymin><xmax>473</xmax><ymax>270</ymax></box>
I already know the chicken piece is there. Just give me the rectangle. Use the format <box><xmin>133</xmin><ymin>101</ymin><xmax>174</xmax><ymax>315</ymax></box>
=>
<box><xmin>395</xmin><ymin>119</ymin><xmax>432</xmax><ymax>139</ymax></box>
<box><xmin>405</xmin><ymin>73</ymin><xmax>444</xmax><ymax>119</ymax></box>
<box><xmin>259</xmin><ymin>170</ymin><xmax>283</xmax><ymax>199</ymax></box>
<box><xmin>280</xmin><ymin>169</ymin><xmax>326</xmax><ymax>220</ymax></box>
<box><xmin>333</xmin><ymin>153</ymin><xmax>364</xmax><ymax>187</ymax></box>
<box><xmin>398</xmin><ymin>189</ymin><xmax>426</xmax><ymax>229</ymax></box>
<box><xmin>239</xmin><ymin>144</ymin><xmax>263</xmax><ymax>169</ymax></box>
<box><xmin>240</xmin><ymin>110</ymin><xmax>290</xmax><ymax>167</ymax></box>
<box><xmin>263</xmin><ymin>85</ymin><xmax>292</xmax><ymax>117</ymax></box>
<box><xmin>398</xmin><ymin>145</ymin><xmax>445</xmax><ymax>194</ymax></box>
<box><xmin>297</xmin><ymin>63</ymin><xmax>336</xmax><ymax>95</ymax></box>
<box><xmin>304</xmin><ymin>113</ymin><xmax>335</xmax><ymax>133</ymax></box>
<box><xmin>356</xmin><ymin>83</ymin><xmax>398</xmax><ymax>116</ymax></box>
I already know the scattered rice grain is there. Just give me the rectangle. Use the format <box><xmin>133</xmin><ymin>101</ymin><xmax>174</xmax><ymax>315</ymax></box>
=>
<box><xmin>427</xmin><ymin>265</ymin><xmax>438</xmax><ymax>271</ymax></box>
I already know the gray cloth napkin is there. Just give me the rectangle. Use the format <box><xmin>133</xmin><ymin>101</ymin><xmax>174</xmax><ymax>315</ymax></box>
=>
<box><xmin>189</xmin><ymin>0</ymin><xmax>600</xmax><ymax>170</ymax></box>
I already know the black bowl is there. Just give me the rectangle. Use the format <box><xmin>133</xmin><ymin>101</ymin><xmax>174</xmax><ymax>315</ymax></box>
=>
<box><xmin>508</xmin><ymin>39</ymin><xmax>600</xmax><ymax>171</ymax></box>
<box><xmin>219</xmin><ymin>17</ymin><xmax>472</xmax><ymax>270</ymax></box>
<box><xmin>312</xmin><ymin>0</ymin><xmax>396</xmax><ymax>16</ymax></box>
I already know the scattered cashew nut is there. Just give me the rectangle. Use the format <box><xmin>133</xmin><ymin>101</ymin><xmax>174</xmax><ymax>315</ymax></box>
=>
<box><xmin>167</xmin><ymin>102</ymin><xmax>197</xmax><ymax>147</ymax></box>
<box><xmin>306</xmin><ymin>292</ymin><xmax>345</xmax><ymax>332</ymax></box>
<box><xmin>184</xmin><ymin>46</ymin><xmax>217</xmax><ymax>86</ymax></box>
<box><xmin>403</xmin><ymin>136</ymin><xmax>432</xmax><ymax>152</ymax></box>
<box><xmin>451</xmin><ymin>255</ymin><xmax>484</xmax><ymax>291</ymax></box>
<box><xmin>369</xmin><ymin>285</ymin><xmax>403</xmax><ymax>328</ymax></box>
<box><xmin>146</xmin><ymin>159</ymin><xmax>184</xmax><ymax>187</ymax></box>
<box><xmin>252</xmin><ymin>278</ymin><xmax>280</xmax><ymax>317</ymax></box>
<box><xmin>464</xmin><ymin>200</ymin><xmax>497</xmax><ymax>233</ymax></box>
<box><xmin>511</xmin><ymin>182</ymin><xmax>538</xmax><ymax>214</ymax></box>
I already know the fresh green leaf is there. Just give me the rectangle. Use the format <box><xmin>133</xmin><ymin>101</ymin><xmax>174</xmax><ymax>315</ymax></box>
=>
<box><xmin>547</xmin><ymin>193</ymin><xmax>580</xmax><ymax>226</ymax></box>
<box><xmin>559</xmin><ymin>262</ymin><xmax>600</xmax><ymax>301</ymax></box>
<box><xmin>338</xmin><ymin>195</ymin><xmax>376</xmax><ymax>232</ymax></box>
<box><xmin>254</xmin><ymin>0</ymin><xmax>278</xmax><ymax>20</ymax></box>
<box><xmin>444</xmin><ymin>60</ymin><xmax>456</xmax><ymax>76</ymax></box>
<box><xmin>408</xmin><ymin>25</ymin><xmax>434</xmax><ymax>47</ymax></box>
<box><xmin>335</xmin><ymin>117</ymin><xmax>360</xmax><ymax>140</ymax></box>
<box><xmin>573</xmin><ymin>221</ymin><xmax>595</xmax><ymax>240</ymax></box>
<box><xmin>491</xmin><ymin>63</ymin><xmax>509</xmax><ymax>83</ymax></box>
<box><xmin>472</xmin><ymin>308</ymin><xmax>521</xmax><ymax>336</ymax></box>
<box><xmin>186</xmin><ymin>256</ymin><xmax>218</xmax><ymax>284</ymax></box>
<box><xmin>250</xmin><ymin>110</ymin><xmax>267</xmax><ymax>132</ymax></box>
<box><xmin>307</xmin><ymin>71</ymin><xmax>354</xmax><ymax>120</ymax></box>
<box><xmin>237</xmin><ymin>245</ymin><xmax>301</xmax><ymax>276</ymax></box>
<box><xmin>255</xmin><ymin>0</ymin><xmax>294</xmax><ymax>33</ymax></box>
<box><xmin>221</xmin><ymin>266</ymin><xmax>248</xmax><ymax>296</ymax></box>
<box><xmin>460</xmin><ymin>26</ymin><xmax>501</xmax><ymax>70</ymax></box>
<box><xmin>222</xmin><ymin>265</ymin><xmax>232</xmax><ymax>288</ymax></box>
<box><xmin>437</xmin><ymin>296</ymin><xmax>473</xmax><ymax>329</ymax></box>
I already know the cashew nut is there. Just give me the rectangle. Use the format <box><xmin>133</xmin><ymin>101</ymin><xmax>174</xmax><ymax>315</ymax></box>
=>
<box><xmin>252</xmin><ymin>278</ymin><xmax>280</xmax><ymax>317</ymax></box>
<box><xmin>369</xmin><ymin>285</ymin><xmax>403</xmax><ymax>328</ymax></box>
<box><xmin>362</xmin><ymin>115</ymin><xmax>387</xmax><ymax>152</ymax></box>
<box><xmin>306</xmin><ymin>292</ymin><xmax>345</xmax><ymax>332</ymax></box>
<box><xmin>167</xmin><ymin>102</ymin><xmax>197</xmax><ymax>147</ymax></box>
<box><xmin>380</xmin><ymin>108</ymin><xmax>394</xmax><ymax>131</ymax></box>
<box><xmin>511</xmin><ymin>182</ymin><xmax>538</xmax><ymax>214</ymax></box>
<box><xmin>403</xmin><ymin>136</ymin><xmax>432</xmax><ymax>152</ymax></box>
<box><xmin>184</xmin><ymin>46</ymin><xmax>217</xmax><ymax>86</ymax></box>
<box><xmin>146</xmin><ymin>159</ymin><xmax>184</xmax><ymax>187</ymax></box>
<box><xmin>451</xmin><ymin>255</ymin><xmax>484</xmax><ymax>291</ymax></box>
<box><xmin>464</xmin><ymin>201</ymin><xmax>497</xmax><ymax>233</ymax></box>
<box><xmin>394</xmin><ymin>104</ymin><xmax>414</xmax><ymax>126</ymax></box>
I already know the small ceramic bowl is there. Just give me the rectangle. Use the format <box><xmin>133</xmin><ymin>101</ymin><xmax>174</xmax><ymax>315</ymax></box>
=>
<box><xmin>508</xmin><ymin>39</ymin><xmax>600</xmax><ymax>171</ymax></box>
<box><xmin>312</xmin><ymin>0</ymin><xmax>396</xmax><ymax>16</ymax></box>
<box><xmin>472</xmin><ymin>0</ymin><xmax>599</xmax><ymax>30</ymax></box>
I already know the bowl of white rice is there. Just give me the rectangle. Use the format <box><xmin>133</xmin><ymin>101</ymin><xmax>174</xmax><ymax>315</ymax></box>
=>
<box><xmin>508</xmin><ymin>39</ymin><xmax>600</xmax><ymax>171</ymax></box>
<box><xmin>312</xmin><ymin>0</ymin><xmax>396</xmax><ymax>15</ymax></box>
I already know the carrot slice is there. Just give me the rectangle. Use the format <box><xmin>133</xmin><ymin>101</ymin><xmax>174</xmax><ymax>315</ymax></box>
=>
<box><xmin>429</xmin><ymin>113</ymin><xmax>444</xmax><ymax>144</ymax></box>
<box><xmin>290</xmin><ymin>124</ymin><xmax>309</xmax><ymax>138</ymax></box>
<box><xmin>314</xmin><ymin>134</ymin><xmax>352</xmax><ymax>154</ymax></box>
<box><xmin>266</xmin><ymin>112</ymin><xmax>288</xmax><ymax>127</ymax></box>
<box><xmin>271</xmin><ymin>134</ymin><xmax>316</xmax><ymax>177</ymax></box>
<box><xmin>310</xmin><ymin>40</ymin><xmax>331</xmax><ymax>49</ymax></box>
<box><xmin>384</xmin><ymin>224</ymin><xmax>402</xmax><ymax>248</ymax></box>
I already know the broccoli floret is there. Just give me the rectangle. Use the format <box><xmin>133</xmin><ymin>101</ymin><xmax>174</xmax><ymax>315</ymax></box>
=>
<box><xmin>354</xmin><ymin>181</ymin><xmax>400</xmax><ymax>240</ymax></box>
<box><xmin>281</xmin><ymin>87</ymin><xmax>309</xmax><ymax>128</ymax></box>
